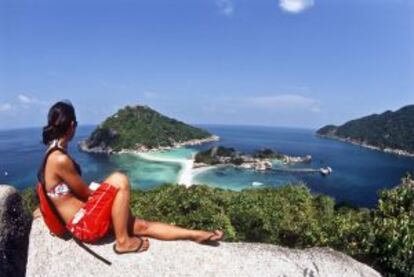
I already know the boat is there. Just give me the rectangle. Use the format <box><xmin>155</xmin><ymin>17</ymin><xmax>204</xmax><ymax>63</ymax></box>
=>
<box><xmin>320</xmin><ymin>166</ymin><xmax>333</xmax><ymax>176</ymax></box>
<box><xmin>252</xmin><ymin>181</ymin><xmax>264</xmax><ymax>186</ymax></box>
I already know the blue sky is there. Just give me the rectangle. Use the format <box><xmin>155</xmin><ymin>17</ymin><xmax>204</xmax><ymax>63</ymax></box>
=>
<box><xmin>0</xmin><ymin>0</ymin><xmax>413</xmax><ymax>129</ymax></box>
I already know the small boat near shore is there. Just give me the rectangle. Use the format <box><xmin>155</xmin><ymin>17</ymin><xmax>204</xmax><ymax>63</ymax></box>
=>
<box><xmin>319</xmin><ymin>167</ymin><xmax>333</xmax><ymax>176</ymax></box>
<box><xmin>252</xmin><ymin>181</ymin><xmax>264</xmax><ymax>187</ymax></box>
<box><xmin>270</xmin><ymin>166</ymin><xmax>333</xmax><ymax>177</ymax></box>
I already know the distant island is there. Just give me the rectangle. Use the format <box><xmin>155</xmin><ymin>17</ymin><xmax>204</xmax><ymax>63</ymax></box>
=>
<box><xmin>79</xmin><ymin>105</ymin><xmax>219</xmax><ymax>154</ymax></box>
<box><xmin>194</xmin><ymin>146</ymin><xmax>316</xmax><ymax>172</ymax></box>
<box><xmin>317</xmin><ymin>105</ymin><xmax>414</xmax><ymax>157</ymax></box>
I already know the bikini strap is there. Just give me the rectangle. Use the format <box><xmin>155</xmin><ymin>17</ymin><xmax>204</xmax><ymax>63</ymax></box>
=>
<box><xmin>37</xmin><ymin>140</ymin><xmax>81</xmax><ymax>186</ymax></box>
<box><xmin>37</xmin><ymin>143</ymin><xmax>67</xmax><ymax>185</ymax></box>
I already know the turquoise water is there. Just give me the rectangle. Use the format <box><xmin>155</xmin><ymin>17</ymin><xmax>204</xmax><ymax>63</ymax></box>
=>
<box><xmin>1</xmin><ymin>124</ymin><xmax>413</xmax><ymax>207</ymax></box>
<box><xmin>109</xmin><ymin>154</ymin><xmax>182</xmax><ymax>190</ymax></box>
<box><xmin>146</xmin><ymin>148</ymin><xmax>196</xmax><ymax>159</ymax></box>
<box><xmin>193</xmin><ymin>166</ymin><xmax>298</xmax><ymax>190</ymax></box>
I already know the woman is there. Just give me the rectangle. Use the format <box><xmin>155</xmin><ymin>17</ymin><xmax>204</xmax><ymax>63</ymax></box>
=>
<box><xmin>39</xmin><ymin>100</ymin><xmax>223</xmax><ymax>254</ymax></box>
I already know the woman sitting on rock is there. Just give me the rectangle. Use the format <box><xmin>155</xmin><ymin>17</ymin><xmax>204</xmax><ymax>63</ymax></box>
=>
<box><xmin>38</xmin><ymin>100</ymin><xmax>223</xmax><ymax>254</ymax></box>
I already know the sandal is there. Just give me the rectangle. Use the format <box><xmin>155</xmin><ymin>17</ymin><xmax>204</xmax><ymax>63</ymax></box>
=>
<box><xmin>113</xmin><ymin>237</ymin><xmax>147</xmax><ymax>255</ymax></box>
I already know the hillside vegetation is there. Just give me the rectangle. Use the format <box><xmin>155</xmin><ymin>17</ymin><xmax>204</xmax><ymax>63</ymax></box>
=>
<box><xmin>81</xmin><ymin>105</ymin><xmax>213</xmax><ymax>152</ymax></box>
<box><xmin>317</xmin><ymin>105</ymin><xmax>414</xmax><ymax>154</ymax></box>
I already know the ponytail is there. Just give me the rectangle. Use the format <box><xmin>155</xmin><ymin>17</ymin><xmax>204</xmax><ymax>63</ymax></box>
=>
<box><xmin>42</xmin><ymin>101</ymin><xmax>77</xmax><ymax>145</ymax></box>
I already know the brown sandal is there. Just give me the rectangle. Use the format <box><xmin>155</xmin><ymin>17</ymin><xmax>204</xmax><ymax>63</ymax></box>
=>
<box><xmin>113</xmin><ymin>237</ymin><xmax>147</xmax><ymax>254</ymax></box>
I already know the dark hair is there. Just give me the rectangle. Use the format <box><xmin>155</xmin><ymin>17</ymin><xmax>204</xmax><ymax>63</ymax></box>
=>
<box><xmin>42</xmin><ymin>101</ymin><xmax>77</xmax><ymax>145</ymax></box>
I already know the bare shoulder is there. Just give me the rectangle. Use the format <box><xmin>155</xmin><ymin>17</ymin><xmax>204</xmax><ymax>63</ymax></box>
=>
<box><xmin>49</xmin><ymin>151</ymin><xmax>73</xmax><ymax>169</ymax></box>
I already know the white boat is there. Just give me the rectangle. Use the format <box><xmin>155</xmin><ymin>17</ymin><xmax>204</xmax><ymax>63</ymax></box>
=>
<box><xmin>252</xmin><ymin>181</ymin><xmax>264</xmax><ymax>186</ymax></box>
<box><xmin>320</xmin><ymin>167</ymin><xmax>333</xmax><ymax>176</ymax></box>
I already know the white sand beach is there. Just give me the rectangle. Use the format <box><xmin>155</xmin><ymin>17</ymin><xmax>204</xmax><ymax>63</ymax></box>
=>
<box><xmin>135</xmin><ymin>152</ymin><xmax>196</xmax><ymax>187</ymax></box>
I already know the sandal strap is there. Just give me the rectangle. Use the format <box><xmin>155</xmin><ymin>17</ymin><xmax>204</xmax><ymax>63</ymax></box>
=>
<box><xmin>113</xmin><ymin>238</ymin><xmax>144</xmax><ymax>255</ymax></box>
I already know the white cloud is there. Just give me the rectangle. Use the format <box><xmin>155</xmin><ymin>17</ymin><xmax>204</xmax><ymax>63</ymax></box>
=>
<box><xmin>192</xmin><ymin>93</ymin><xmax>323</xmax><ymax>127</ymax></box>
<box><xmin>18</xmin><ymin>94</ymin><xmax>32</xmax><ymax>104</ymax></box>
<box><xmin>17</xmin><ymin>94</ymin><xmax>48</xmax><ymax>107</ymax></box>
<box><xmin>216</xmin><ymin>0</ymin><xmax>234</xmax><ymax>16</ymax></box>
<box><xmin>279</xmin><ymin>0</ymin><xmax>314</xmax><ymax>14</ymax></box>
<box><xmin>243</xmin><ymin>94</ymin><xmax>321</xmax><ymax>112</ymax></box>
<box><xmin>0</xmin><ymin>94</ymin><xmax>51</xmax><ymax>128</ymax></box>
<box><xmin>0</xmin><ymin>103</ymin><xmax>12</xmax><ymax>112</ymax></box>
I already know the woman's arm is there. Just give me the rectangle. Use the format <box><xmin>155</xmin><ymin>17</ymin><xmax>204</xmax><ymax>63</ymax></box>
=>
<box><xmin>55</xmin><ymin>154</ymin><xmax>92</xmax><ymax>201</ymax></box>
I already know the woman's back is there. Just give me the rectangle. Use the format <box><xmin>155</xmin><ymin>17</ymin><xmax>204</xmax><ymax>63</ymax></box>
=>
<box><xmin>42</xmin><ymin>147</ymin><xmax>85</xmax><ymax>224</ymax></box>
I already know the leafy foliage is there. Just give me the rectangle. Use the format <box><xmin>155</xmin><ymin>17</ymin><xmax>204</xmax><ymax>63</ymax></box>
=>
<box><xmin>253</xmin><ymin>148</ymin><xmax>285</xmax><ymax>159</ymax></box>
<box><xmin>317</xmin><ymin>105</ymin><xmax>414</xmax><ymax>153</ymax></box>
<box><xmin>194</xmin><ymin>146</ymin><xmax>284</xmax><ymax>165</ymax></box>
<box><xmin>21</xmin><ymin>186</ymin><xmax>39</xmax><ymax>215</ymax></box>
<box><xmin>371</xmin><ymin>174</ymin><xmax>414</xmax><ymax>276</ymax></box>
<box><xmin>85</xmin><ymin>105</ymin><xmax>212</xmax><ymax>151</ymax></box>
<box><xmin>194</xmin><ymin>146</ymin><xmax>239</xmax><ymax>165</ymax></box>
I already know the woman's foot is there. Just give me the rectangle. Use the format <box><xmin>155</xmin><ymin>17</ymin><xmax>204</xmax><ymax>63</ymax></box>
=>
<box><xmin>113</xmin><ymin>236</ymin><xmax>150</xmax><ymax>254</ymax></box>
<box><xmin>195</xmin><ymin>230</ymin><xmax>224</xmax><ymax>244</ymax></box>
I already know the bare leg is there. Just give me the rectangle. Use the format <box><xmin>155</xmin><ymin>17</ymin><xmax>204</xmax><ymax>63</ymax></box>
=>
<box><xmin>132</xmin><ymin>218</ymin><xmax>223</xmax><ymax>243</ymax></box>
<box><xmin>104</xmin><ymin>172</ymin><xmax>149</xmax><ymax>252</ymax></box>
<box><xmin>105</xmin><ymin>171</ymin><xmax>223</xmax><ymax>244</ymax></box>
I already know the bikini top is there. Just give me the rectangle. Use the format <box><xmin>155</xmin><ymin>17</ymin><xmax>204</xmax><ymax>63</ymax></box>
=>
<box><xmin>37</xmin><ymin>140</ymin><xmax>82</xmax><ymax>198</ymax></box>
<box><xmin>46</xmin><ymin>183</ymin><xmax>71</xmax><ymax>198</ymax></box>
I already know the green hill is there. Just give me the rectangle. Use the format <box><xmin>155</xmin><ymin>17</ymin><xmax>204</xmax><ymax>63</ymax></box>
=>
<box><xmin>317</xmin><ymin>105</ymin><xmax>414</xmax><ymax>154</ymax></box>
<box><xmin>80</xmin><ymin>105</ymin><xmax>215</xmax><ymax>152</ymax></box>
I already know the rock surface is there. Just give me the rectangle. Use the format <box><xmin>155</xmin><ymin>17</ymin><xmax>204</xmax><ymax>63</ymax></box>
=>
<box><xmin>27</xmin><ymin>218</ymin><xmax>381</xmax><ymax>277</ymax></box>
<box><xmin>0</xmin><ymin>185</ymin><xmax>32</xmax><ymax>277</ymax></box>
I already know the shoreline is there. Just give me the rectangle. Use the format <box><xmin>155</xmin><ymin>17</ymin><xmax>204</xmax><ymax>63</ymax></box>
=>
<box><xmin>192</xmin><ymin>164</ymin><xmax>225</xmax><ymax>177</ymax></box>
<box><xmin>317</xmin><ymin>134</ymin><xmax>414</xmax><ymax>158</ymax></box>
<box><xmin>78</xmin><ymin>135</ymin><xmax>220</xmax><ymax>155</ymax></box>
<box><xmin>78</xmin><ymin>134</ymin><xmax>224</xmax><ymax>188</ymax></box>
<box><xmin>134</xmin><ymin>152</ymin><xmax>195</xmax><ymax>187</ymax></box>
<box><xmin>126</xmin><ymin>152</ymin><xmax>221</xmax><ymax>188</ymax></box>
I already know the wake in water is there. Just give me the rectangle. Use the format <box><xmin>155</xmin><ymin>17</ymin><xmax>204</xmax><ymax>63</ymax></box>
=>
<box><xmin>271</xmin><ymin>166</ymin><xmax>333</xmax><ymax>176</ymax></box>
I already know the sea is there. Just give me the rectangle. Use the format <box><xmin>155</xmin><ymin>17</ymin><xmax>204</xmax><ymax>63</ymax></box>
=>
<box><xmin>1</xmin><ymin>124</ymin><xmax>413</xmax><ymax>208</ymax></box>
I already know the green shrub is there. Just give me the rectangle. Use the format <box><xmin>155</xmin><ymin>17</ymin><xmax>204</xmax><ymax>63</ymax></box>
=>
<box><xmin>328</xmin><ymin>207</ymin><xmax>374</xmax><ymax>259</ymax></box>
<box><xmin>371</xmin><ymin>174</ymin><xmax>414</xmax><ymax>276</ymax></box>
<box><xmin>130</xmin><ymin>183</ymin><xmax>338</xmax><ymax>248</ymax></box>
<box><xmin>130</xmin><ymin>184</ymin><xmax>237</xmax><ymax>240</ymax></box>
<box><xmin>21</xmin><ymin>186</ymin><xmax>38</xmax><ymax>214</ymax></box>
<box><xmin>227</xmin><ymin>185</ymin><xmax>335</xmax><ymax>247</ymax></box>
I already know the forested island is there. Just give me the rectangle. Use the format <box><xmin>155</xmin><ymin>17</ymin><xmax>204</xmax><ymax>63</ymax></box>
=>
<box><xmin>79</xmin><ymin>105</ymin><xmax>218</xmax><ymax>153</ymax></box>
<box><xmin>317</xmin><ymin>105</ymin><xmax>414</xmax><ymax>156</ymax></box>
<box><xmin>194</xmin><ymin>146</ymin><xmax>312</xmax><ymax>171</ymax></box>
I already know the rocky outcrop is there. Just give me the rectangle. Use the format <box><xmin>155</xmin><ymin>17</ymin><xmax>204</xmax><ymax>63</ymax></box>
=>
<box><xmin>0</xmin><ymin>185</ymin><xmax>32</xmax><ymax>277</ymax></box>
<box><xmin>27</xmin><ymin>218</ymin><xmax>381</xmax><ymax>277</ymax></box>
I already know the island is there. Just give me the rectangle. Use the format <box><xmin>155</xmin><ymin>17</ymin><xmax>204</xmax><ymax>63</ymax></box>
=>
<box><xmin>79</xmin><ymin>105</ymin><xmax>219</xmax><ymax>154</ymax></box>
<box><xmin>194</xmin><ymin>146</ymin><xmax>312</xmax><ymax>171</ymax></box>
<box><xmin>317</xmin><ymin>105</ymin><xmax>414</xmax><ymax>157</ymax></box>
